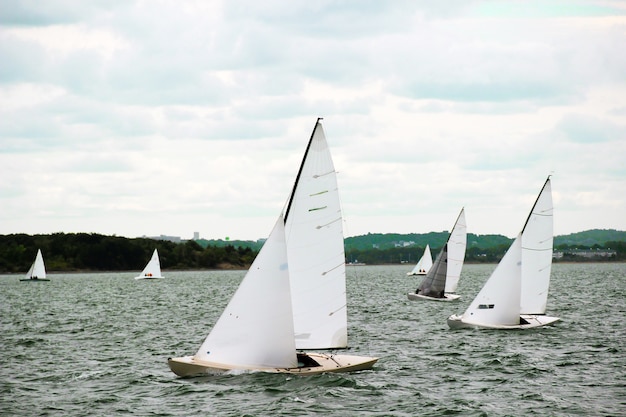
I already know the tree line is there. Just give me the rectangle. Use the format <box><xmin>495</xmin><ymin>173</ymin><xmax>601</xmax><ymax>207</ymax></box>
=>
<box><xmin>1</xmin><ymin>232</ymin><xmax>624</xmax><ymax>274</ymax></box>
<box><xmin>346</xmin><ymin>241</ymin><xmax>626</xmax><ymax>265</ymax></box>
<box><xmin>0</xmin><ymin>233</ymin><xmax>256</xmax><ymax>273</ymax></box>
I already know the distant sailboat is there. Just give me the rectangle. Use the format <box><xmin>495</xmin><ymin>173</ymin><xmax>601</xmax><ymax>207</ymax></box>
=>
<box><xmin>408</xmin><ymin>208</ymin><xmax>467</xmax><ymax>301</ymax></box>
<box><xmin>168</xmin><ymin>119</ymin><xmax>378</xmax><ymax>376</ymax></box>
<box><xmin>134</xmin><ymin>249</ymin><xmax>164</xmax><ymax>279</ymax></box>
<box><xmin>20</xmin><ymin>249</ymin><xmax>49</xmax><ymax>282</ymax></box>
<box><xmin>407</xmin><ymin>244</ymin><xmax>433</xmax><ymax>276</ymax></box>
<box><xmin>447</xmin><ymin>178</ymin><xmax>559</xmax><ymax>329</ymax></box>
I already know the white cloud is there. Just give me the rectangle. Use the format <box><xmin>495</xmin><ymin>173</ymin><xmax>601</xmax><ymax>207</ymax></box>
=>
<box><xmin>1</xmin><ymin>1</ymin><xmax>625</xmax><ymax>240</ymax></box>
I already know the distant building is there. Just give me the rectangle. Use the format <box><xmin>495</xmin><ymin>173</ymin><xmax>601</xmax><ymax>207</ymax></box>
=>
<box><xmin>553</xmin><ymin>249</ymin><xmax>617</xmax><ymax>259</ymax></box>
<box><xmin>143</xmin><ymin>235</ymin><xmax>182</xmax><ymax>243</ymax></box>
<box><xmin>193</xmin><ymin>232</ymin><xmax>199</xmax><ymax>240</ymax></box>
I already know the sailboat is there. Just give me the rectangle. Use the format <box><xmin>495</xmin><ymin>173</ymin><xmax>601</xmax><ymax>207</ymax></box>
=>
<box><xmin>168</xmin><ymin>119</ymin><xmax>378</xmax><ymax>376</ymax></box>
<box><xmin>447</xmin><ymin>177</ymin><xmax>559</xmax><ymax>329</ymax></box>
<box><xmin>20</xmin><ymin>249</ymin><xmax>49</xmax><ymax>282</ymax></box>
<box><xmin>408</xmin><ymin>208</ymin><xmax>467</xmax><ymax>302</ymax></box>
<box><xmin>134</xmin><ymin>249</ymin><xmax>164</xmax><ymax>279</ymax></box>
<box><xmin>406</xmin><ymin>244</ymin><xmax>432</xmax><ymax>276</ymax></box>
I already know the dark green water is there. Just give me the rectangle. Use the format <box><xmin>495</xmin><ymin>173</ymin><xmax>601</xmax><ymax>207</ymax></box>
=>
<box><xmin>1</xmin><ymin>264</ymin><xmax>624</xmax><ymax>416</ymax></box>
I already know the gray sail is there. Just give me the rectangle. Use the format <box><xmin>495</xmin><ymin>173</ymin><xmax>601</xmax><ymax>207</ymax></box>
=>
<box><xmin>417</xmin><ymin>244</ymin><xmax>448</xmax><ymax>298</ymax></box>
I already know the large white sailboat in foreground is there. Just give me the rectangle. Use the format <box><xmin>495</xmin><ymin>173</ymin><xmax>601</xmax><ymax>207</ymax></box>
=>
<box><xmin>134</xmin><ymin>249</ymin><xmax>164</xmax><ymax>279</ymax></box>
<box><xmin>408</xmin><ymin>208</ymin><xmax>467</xmax><ymax>302</ymax></box>
<box><xmin>20</xmin><ymin>249</ymin><xmax>49</xmax><ymax>282</ymax></box>
<box><xmin>168</xmin><ymin>119</ymin><xmax>378</xmax><ymax>376</ymax></box>
<box><xmin>447</xmin><ymin>178</ymin><xmax>559</xmax><ymax>329</ymax></box>
<box><xmin>406</xmin><ymin>244</ymin><xmax>433</xmax><ymax>276</ymax></box>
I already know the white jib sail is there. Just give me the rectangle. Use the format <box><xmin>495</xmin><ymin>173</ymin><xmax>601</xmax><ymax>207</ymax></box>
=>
<box><xmin>461</xmin><ymin>234</ymin><xmax>522</xmax><ymax>327</ymax></box>
<box><xmin>194</xmin><ymin>216</ymin><xmax>298</xmax><ymax>369</ymax></box>
<box><xmin>27</xmin><ymin>249</ymin><xmax>46</xmax><ymax>279</ymax></box>
<box><xmin>410</xmin><ymin>244</ymin><xmax>433</xmax><ymax>275</ymax></box>
<box><xmin>520</xmin><ymin>177</ymin><xmax>553</xmax><ymax>315</ymax></box>
<box><xmin>445</xmin><ymin>208</ymin><xmax>467</xmax><ymax>293</ymax></box>
<box><xmin>284</xmin><ymin>120</ymin><xmax>348</xmax><ymax>350</ymax></box>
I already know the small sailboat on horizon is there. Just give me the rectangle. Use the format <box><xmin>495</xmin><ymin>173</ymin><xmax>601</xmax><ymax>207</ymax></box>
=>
<box><xmin>167</xmin><ymin>119</ymin><xmax>378</xmax><ymax>376</ymax></box>
<box><xmin>134</xmin><ymin>249</ymin><xmax>164</xmax><ymax>279</ymax></box>
<box><xmin>447</xmin><ymin>177</ymin><xmax>559</xmax><ymax>329</ymax></box>
<box><xmin>20</xmin><ymin>249</ymin><xmax>49</xmax><ymax>282</ymax></box>
<box><xmin>406</xmin><ymin>244</ymin><xmax>432</xmax><ymax>276</ymax></box>
<box><xmin>408</xmin><ymin>208</ymin><xmax>467</xmax><ymax>302</ymax></box>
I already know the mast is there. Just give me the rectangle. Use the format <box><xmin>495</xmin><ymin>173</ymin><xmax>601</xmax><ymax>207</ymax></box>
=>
<box><xmin>284</xmin><ymin>118</ymin><xmax>322</xmax><ymax>223</ymax></box>
<box><xmin>446</xmin><ymin>207</ymin><xmax>465</xmax><ymax>244</ymax></box>
<box><xmin>521</xmin><ymin>176</ymin><xmax>551</xmax><ymax>234</ymax></box>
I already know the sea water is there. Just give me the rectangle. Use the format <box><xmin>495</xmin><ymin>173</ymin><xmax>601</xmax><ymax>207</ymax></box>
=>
<box><xmin>1</xmin><ymin>264</ymin><xmax>624</xmax><ymax>416</ymax></box>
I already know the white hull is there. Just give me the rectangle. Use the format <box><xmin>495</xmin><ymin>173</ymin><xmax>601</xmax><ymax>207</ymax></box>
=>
<box><xmin>407</xmin><ymin>292</ymin><xmax>460</xmax><ymax>302</ymax></box>
<box><xmin>168</xmin><ymin>352</ymin><xmax>378</xmax><ymax>377</ymax></box>
<box><xmin>406</xmin><ymin>272</ymin><xmax>427</xmax><ymax>276</ymax></box>
<box><xmin>447</xmin><ymin>314</ymin><xmax>560</xmax><ymax>330</ymax></box>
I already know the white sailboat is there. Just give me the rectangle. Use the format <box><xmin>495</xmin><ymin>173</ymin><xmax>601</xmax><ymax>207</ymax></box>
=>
<box><xmin>408</xmin><ymin>208</ymin><xmax>467</xmax><ymax>302</ymax></box>
<box><xmin>447</xmin><ymin>178</ymin><xmax>559</xmax><ymax>329</ymax></box>
<box><xmin>134</xmin><ymin>249</ymin><xmax>164</xmax><ymax>279</ymax></box>
<box><xmin>20</xmin><ymin>249</ymin><xmax>49</xmax><ymax>282</ymax></box>
<box><xmin>406</xmin><ymin>244</ymin><xmax>432</xmax><ymax>276</ymax></box>
<box><xmin>168</xmin><ymin>119</ymin><xmax>378</xmax><ymax>376</ymax></box>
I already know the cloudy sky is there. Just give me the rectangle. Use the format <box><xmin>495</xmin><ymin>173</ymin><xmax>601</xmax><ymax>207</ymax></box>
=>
<box><xmin>1</xmin><ymin>1</ymin><xmax>625</xmax><ymax>241</ymax></box>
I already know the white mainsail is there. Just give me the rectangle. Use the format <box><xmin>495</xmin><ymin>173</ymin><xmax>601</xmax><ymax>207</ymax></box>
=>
<box><xmin>520</xmin><ymin>178</ymin><xmax>553</xmax><ymax>315</ymax></box>
<box><xmin>194</xmin><ymin>216</ymin><xmax>298</xmax><ymax>369</ymax></box>
<box><xmin>26</xmin><ymin>249</ymin><xmax>46</xmax><ymax>279</ymax></box>
<box><xmin>408</xmin><ymin>244</ymin><xmax>433</xmax><ymax>275</ymax></box>
<box><xmin>135</xmin><ymin>249</ymin><xmax>163</xmax><ymax>279</ymax></box>
<box><xmin>416</xmin><ymin>244</ymin><xmax>448</xmax><ymax>297</ymax></box>
<box><xmin>445</xmin><ymin>207</ymin><xmax>467</xmax><ymax>293</ymax></box>
<box><xmin>460</xmin><ymin>234</ymin><xmax>522</xmax><ymax>327</ymax></box>
<box><xmin>284</xmin><ymin>118</ymin><xmax>348</xmax><ymax>350</ymax></box>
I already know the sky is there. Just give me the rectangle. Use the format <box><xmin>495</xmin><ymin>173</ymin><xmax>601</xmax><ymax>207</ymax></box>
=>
<box><xmin>1</xmin><ymin>1</ymin><xmax>625</xmax><ymax>241</ymax></box>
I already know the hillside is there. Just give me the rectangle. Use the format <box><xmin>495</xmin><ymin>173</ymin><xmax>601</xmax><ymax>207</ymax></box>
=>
<box><xmin>344</xmin><ymin>229</ymin><xmax>626</xmax><ymax>252</ymax></box>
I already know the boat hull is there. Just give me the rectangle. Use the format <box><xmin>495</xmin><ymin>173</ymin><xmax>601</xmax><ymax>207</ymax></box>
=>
<box><xmin>19</xmin><ymin>278</ymin><xmax>50</xmax><ymax>282</ymax></box>
<box><xmin>407</xmin><ymin>292</ymin><xmax>460</xmax><ymax>302</ymax></box>
<box><xmin>447</xmin><ymin>314</ymin><xmax>560</xmax><ymax>330</ymax></box>
<box><xmin>168</xmin><ymin>352</ymin><xmax>378</xmax><ymax>377</ymax></box>
<box><xmin>406</xmin><ymin>272</ymin><xmax>427</xmax><ymax>276</ymax></box>
<box><xmin>134</xmin><ymin>276</ymin><xmax>164</xmax><ymax>280</ymax></box>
